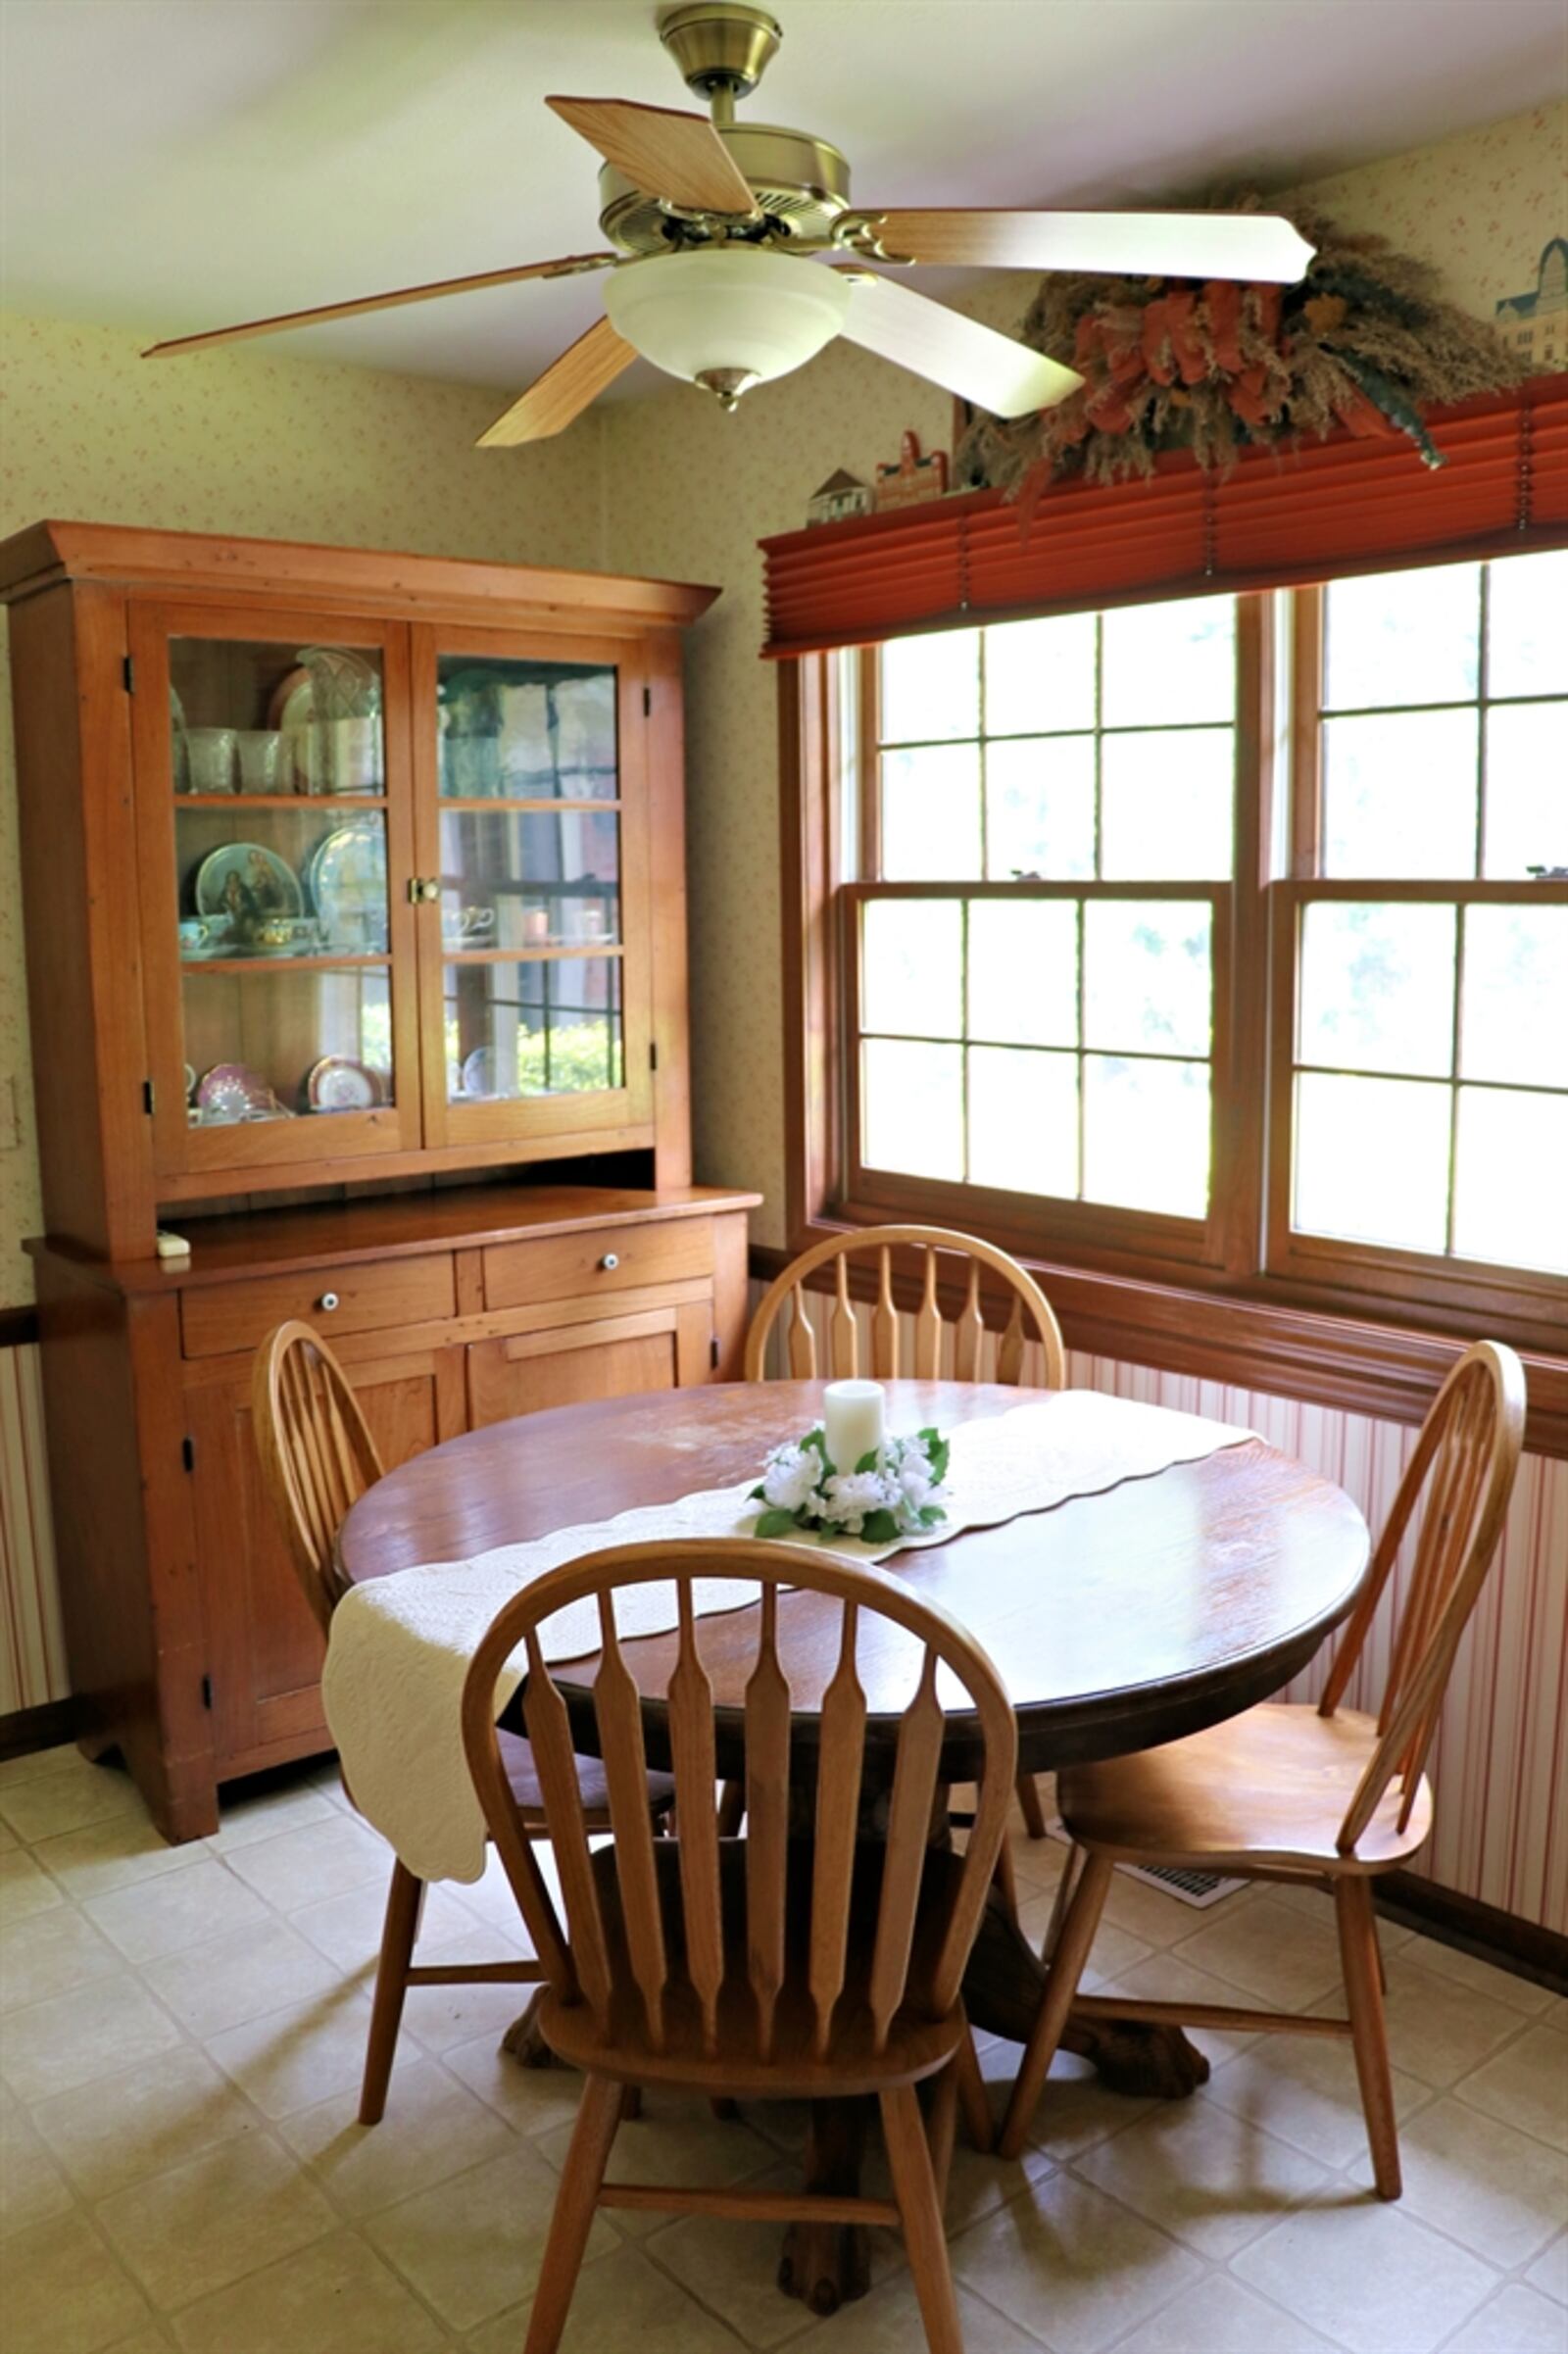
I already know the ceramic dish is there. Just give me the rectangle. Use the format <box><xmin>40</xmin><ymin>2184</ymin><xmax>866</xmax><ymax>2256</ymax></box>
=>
<box><xmin>194</xmin><ymin>843</ymin><xmax>303</xmax><ymax>925</ymax></box>
<box><xmin>307</xmin><ymin>1055</ymin><xmax>386</xmax><ymax>1112</ymax></box>
<box><xmin>307</xmin><ymin>817</ymin><xmax>387</xmax><ymax>950</ymax></box>
<box><xmin>460</xmin><ymin>1046</ymin><xmax>498</xmax><ymax>1099</ymax></box>
<box><xmin>195</xmin><ymin>1062</ymin><xmax>275</xmax><ymax>1121</ymax></box>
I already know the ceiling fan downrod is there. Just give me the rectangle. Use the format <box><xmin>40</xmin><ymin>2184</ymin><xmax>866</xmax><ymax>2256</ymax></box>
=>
<box><xmin>659</xmin><ymin>4</ymin><xmax>783</xmax><ymax>123</ymax></box>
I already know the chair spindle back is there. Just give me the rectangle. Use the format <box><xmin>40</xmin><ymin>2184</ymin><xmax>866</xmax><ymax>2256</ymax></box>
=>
<box><xmin>252</xmin><ymin>1319</ymin><xmax>385</xmax><ymax>1637</ymax></box>
<box><xmin>745</xmin><ymin>1225</ymin><xmax>1066</xmax><ymax>1390</ymax></box>
<box><xmin>1318</xmin><ymin>1341</ymin><xmax>1525</xmax><ymax>1851</ymax></box>
<box><xmin>461</xmin><ymin>1539</ymin><xmax>1017</xmax><ymax>2064</ymax></box>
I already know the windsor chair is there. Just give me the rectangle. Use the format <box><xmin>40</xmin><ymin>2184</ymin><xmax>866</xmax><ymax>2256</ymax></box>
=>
<box><xmin>744</xmin><ymin>1224</ymin><xmax>1065</xmax><ymax>1854</ymax></box>
<box><xmin>461</xmin><ymin>1536</ymin><xmax>1019</xmax><ymax>2354</ymax></box>
<box><xmin>996</xmin><ymin>1340</ymin><xmax>1527</xmax><ymax>2195</ymax></box>
<box><xmin>251</xmin><ymin>1319</ymin><xmax>675</xmax><ymax>2124</ymax></box>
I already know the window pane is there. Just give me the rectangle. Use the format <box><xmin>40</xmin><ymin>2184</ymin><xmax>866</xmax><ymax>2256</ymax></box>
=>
<box><xmin>861</xmin><ymin>900</ymin><xmax>962</xmax><ymax>1040</ymax></box>
<box><xmin>1293</xmin><ymin>1072</ymin><xmax>1450</xmax><ymax>1252</ymax></box>
<box><xmin>1297</xmin><ymin>902</ymin><xmax>1455</xmax><ymax>1078</ymax></box>
<box><xmin>861</xmin><ymin>1039</ymin><xmax>964</xmax><ymax>1179</ymax></box>
<box><xmin>1323</xmin><ymin>563</ymin><xmax>1481</xmax><ymax>711</ymax></box>
<box><xmin>880</xmin><ymin>628</ymin><xmax>980</xmax><ymax>743</ymax></box>
<box><xmin>1487</xmin><ymin>549</ymin><xmax>1568</xmax><ymax>698</ymax></box>
<box><xmin>1101</xmin><ymin>597</ymin><xmax>1235</xmax><ymax>725</ymax></box>
<box><xmin>880</xmin><ymin>745</ymin><xmax>982</xmax><ymax>879</ymax></box>
<box><xmin>985</xmin><ymin>735</ymin><xmax>1096</xmax><ymax>880</ymax></box>
<box><xmin>1483</xmin><ymin>704</ymin><xmax>1568</xmax><ymax>876</ymax></box>
<box><xmin>984</xmin><ymin>613</ymin><xmax>1097</xmax><ymax>735</ymax></box>
<box><xmin>439</xmin><ymin>656</ymin><xmax>616</xmax><ymax>799</ymax></box>
<box><xmin>1322</xmin><ymin>711</ymin><xmax>1478</xmax><ymax>877</ymax></box>
<box><xmin>967</xmin><ymin>899</ymin><xmax>1078</xmax><ymax>1047</ymax></box>
<box><xmin>1452</xmin><ymin>1088</ymin><xmax>1568</xmax><ymax>1272</ymax></box>
<box><xmin>1084</xmin><ymin>901</ymin><xmax>1212</xmax><ymax>1058</ymax></box>
<box><xmin>1460</xmin><ymin>906</ymin><xmax>1568</xmax><ymax>1089</ymax></box>
<box><xmin>1100</xmin><ymin>729</ymin><xmax>1233</xmax><ymax>880</ymax></box>
<box><xmin>1083</xmin><ymin>1055</ymin><xmax>1209</xmax><ymax>1215</ymax></box>
<box><xmin>438</xmin><ymin>809</ymin><xmax>620</xmax><ymax>950</ymax></box>
<box><xmin>446</xmin><ymin>957</ymin><xmax>622</xmax><ymax>1101</ymax></box>
<box><xmin>967</xmin><ymin>1047</ymin><xmax>1079</xmax><ymax>1196</ymax></box>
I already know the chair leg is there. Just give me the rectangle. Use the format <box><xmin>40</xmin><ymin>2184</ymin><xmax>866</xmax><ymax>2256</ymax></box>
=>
<box><xmin>1015</xmin><ymin>1770</ymin><xmax>1049</xmax><ymax>1840</ymax></box>
<box><xmin>955</xmin><ymin>2026</ymin><xmax>992</xmax><ymax>2154</ymax></box>
<box><xmin>997</xmin><ymin>1848</ymin><xmax>1113</xmax><ymax>2160</ymax></box>
<box><xmin>993</xmin><ymin>1837</ymin><xmax>1019</xmax><ymax>1920</ymax></box>
<box><xmin>1336</xmin><ymin>1876</ymin><xmax>1401</xmax><ymax>2200</ymax></box>
<box><xmin>716</xmin><ymin>1778</ymin><xmax>745</xmax><ymax>1837</ymax></box>
<box><xmin>360</xmin><ymin>1860</ymin><xmax>424</xmax><ymax>2126</ymax></box>
<box><xmin>524</xmin><ymin>2071</ymin><xmax>623</xmax><ymax>2354</ymax></box>
<box><xmin>881</xmin><ymin>2082</ymin><xmax>962</xmax><ymax>2354</ymax></box>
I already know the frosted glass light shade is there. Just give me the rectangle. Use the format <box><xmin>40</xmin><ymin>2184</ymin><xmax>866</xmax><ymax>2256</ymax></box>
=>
<box><xmin>604</xmin><ymin>247</ymin><xmax>852</xmax><ymax>390</ymax></box>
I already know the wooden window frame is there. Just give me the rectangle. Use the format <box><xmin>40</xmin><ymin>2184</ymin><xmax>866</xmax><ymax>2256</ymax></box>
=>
<box><xmin>776</xmin><ymin>583</ymin><xmax>1568</xmax><ymax>1456</ymax></box>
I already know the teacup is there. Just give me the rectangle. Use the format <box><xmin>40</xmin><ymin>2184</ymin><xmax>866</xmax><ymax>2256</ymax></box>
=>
<box><xmin>177</xmin><ymin>919</ymin><xmax>210</xmax><ymax>955</ymax></box>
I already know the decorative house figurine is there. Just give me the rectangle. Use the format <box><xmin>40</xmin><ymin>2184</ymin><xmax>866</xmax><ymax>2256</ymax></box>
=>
<box><xmin>875</xmin><ymin>430</ymin><xmax>950</xmax><ymax>511</ymax></box>
<box><xmin>806</xmin><ymin>467</ymin><xmax>874</xmax><ymax>526</ymax></box>
<box><xmin>1495</xmin><ymin>236</ymin><xmax>1567</xmax><ymax>370</ymax></box>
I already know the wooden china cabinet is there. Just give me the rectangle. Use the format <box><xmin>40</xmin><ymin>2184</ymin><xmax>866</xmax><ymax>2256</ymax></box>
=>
<box><xmin>0</xmin><ymin>522</ymin><xmax>756</xmax><ymax>1840</ymax></box>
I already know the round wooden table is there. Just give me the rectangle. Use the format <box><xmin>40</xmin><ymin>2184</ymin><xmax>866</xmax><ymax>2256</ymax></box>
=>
<box><xmin>339</xmin><ymin>1379</ymin><xmax>1369</xmax><ymax>2311</ymax></box>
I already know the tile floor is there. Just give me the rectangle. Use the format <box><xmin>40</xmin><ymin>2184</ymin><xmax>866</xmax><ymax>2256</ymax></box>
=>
<box><xmin>1</xmin><ymin>1744</ymin><xmax>1564</xmax><ymax>2354</ymax></box>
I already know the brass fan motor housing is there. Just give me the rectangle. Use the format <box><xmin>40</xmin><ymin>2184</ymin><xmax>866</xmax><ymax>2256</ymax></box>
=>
<box><xmin>659</xmin><ymin>4</ymin><xmax>783</xmax><ymax>99</ymax></box>
<box><xmin>597</xmin><ymin>121</ymin><xmax>853</xmax><ymax>254</ymax></box>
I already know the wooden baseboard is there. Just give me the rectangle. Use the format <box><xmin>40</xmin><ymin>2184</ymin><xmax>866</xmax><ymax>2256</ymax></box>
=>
<box><xmin>1378</xmin><ymin>1871</ymin><xmax>1568</xmax><ymax>1994</ymax></box>
<box><xmin>0</xmin><ymin>1694</ymin><xmax>81</xmax><ymax>1763</ymax></box>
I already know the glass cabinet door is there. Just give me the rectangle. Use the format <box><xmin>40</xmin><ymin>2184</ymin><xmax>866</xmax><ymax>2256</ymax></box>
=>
<box><xmin>131</xmin><ymin>608</ymin><xmax>420</xmax><ymax>1176</ymax></box>
<box><xmin>416</xmin><ymin>637</ymin><xmax>653</xmax><ymax>1142</ymax></box>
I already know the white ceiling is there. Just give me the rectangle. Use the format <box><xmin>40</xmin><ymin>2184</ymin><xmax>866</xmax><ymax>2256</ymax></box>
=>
<box><xmin>2</xmin><ymin>0</ymin><xmax>1564</xmax><ymax>399</ymax></box>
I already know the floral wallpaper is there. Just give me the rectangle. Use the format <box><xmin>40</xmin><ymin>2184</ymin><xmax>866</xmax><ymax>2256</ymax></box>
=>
<box><xmin>0</xmin><ymin>313</ymin><xmax>608</xmax><ymax>1295</ymax></box>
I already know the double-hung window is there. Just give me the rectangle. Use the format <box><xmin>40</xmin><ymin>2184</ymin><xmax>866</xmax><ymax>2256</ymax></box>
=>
<box><xmin>831</xmin><ymin>548</ymin><xmax>1567</xmax><ymax>1352</ymax></box>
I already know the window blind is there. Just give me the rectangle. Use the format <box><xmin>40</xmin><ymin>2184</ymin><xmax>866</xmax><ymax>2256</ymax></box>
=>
<box><xmin>759</xmin><ymin>373</ymin><xmax>1568</xmax><ymax>658</ymax></box>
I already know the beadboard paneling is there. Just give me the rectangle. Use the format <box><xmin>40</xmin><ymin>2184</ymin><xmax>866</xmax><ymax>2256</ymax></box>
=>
<box><xmin>760</xmin><ymin>1286</ymin><xmax>1567</xmax><ymax>1934</ymax></box>
<box><xmin>0</xmin><ymin>1340</ymin><xmax>69</xmax><ymax>1714</ymax></box>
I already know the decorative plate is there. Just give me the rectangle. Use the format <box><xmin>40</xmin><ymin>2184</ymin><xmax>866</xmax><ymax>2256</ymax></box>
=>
<box><xmin>460</xmin><ymin>1046</ymin><xmax>497</xmax><ymax>1099</ymax></box>
<box><xmin>307</xmin><ymin>1055</ymin><xmax>385</xmax><ymax>1112</ymax></box>
<box><xmin>195</xmin><ymin>1062</ymin><xmax>274</xmax><ymax>1121</ymax></box>
<box><xmin>306</xmin><ymin>817</ymin><xmax>387</xmax><ymax>949</ymax></box>
<box><xmin>266</xmin><ymin>665</ymin><xmax>312</xmax><ymax>734</ymax></box>
<box><xmin>194</xmin><ymin>842</ymin><xmax>303</xmax><ymax>925</ymax></box>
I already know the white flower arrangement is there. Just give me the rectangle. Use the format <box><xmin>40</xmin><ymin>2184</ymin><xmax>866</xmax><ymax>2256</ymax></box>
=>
<box><xmin>749</xmin><ymin>1423</ymin><xmax>952</xmax><ymax>1544</ymax></box>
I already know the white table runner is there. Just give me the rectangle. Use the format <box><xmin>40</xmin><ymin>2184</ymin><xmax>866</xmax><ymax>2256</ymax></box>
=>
<box><xmin>322</xmin><ymin>1391</ymin><xmax>1255</xmax><ymax>1884</ymax></box>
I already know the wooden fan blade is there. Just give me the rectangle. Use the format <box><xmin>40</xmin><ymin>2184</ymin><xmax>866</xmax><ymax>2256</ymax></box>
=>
<box><xmin>477</xmin><ymin>316</ymin><xmax>637</xmax><ymax>446</ymax></box>
<box><xmin>837</xmin><ymin>272</ymin><xmax>1081</xmax><ymax>418</ymax></box>
<box><xmin>547</xmin><ymin>94</ymin><xmax>757</xmax><ymax>215</ymax></box>
<box><xmin>142</xmin><ymin>252</ymin><xmax>615</xmax><ymax>359</ymax></box>
<box><xmin>867</xmin><ymin>209</ymin><xmax>1316</xmax><ymax>284</ymax></box>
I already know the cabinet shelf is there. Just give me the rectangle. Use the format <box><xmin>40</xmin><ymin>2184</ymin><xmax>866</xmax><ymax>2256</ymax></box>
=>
<box><xmin>180</xmin><ymin>954</ymin><xmax>392</xmax><ymax>975</ymax></box>
<box><xmin>173</xmin><ymin>792</ymin><xmax>388</xmax><ymax>810</ymax></box>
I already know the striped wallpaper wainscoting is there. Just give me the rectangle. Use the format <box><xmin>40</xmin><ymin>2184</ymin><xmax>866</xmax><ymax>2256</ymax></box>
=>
<box><xmin>756</xmin><ymin>1289</ymin><xmax>1568</xmax><ymax>1937</ymax></box>
<box><xmin>0</xmin><ymin>1339</ymin><xmax>69</xmax><ymax>1718</ymax></box>
<box><xmin>0</xmin><ymin>1319</ymin><xmax>1563</xmax><ymax>1929</ymax></box>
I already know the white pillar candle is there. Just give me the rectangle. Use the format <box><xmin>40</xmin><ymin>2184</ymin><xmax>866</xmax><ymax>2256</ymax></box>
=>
<box><xmin>822</xmin><ymin>1380</ymin><xmax>886</xmax><ymax>1472</ymax></box>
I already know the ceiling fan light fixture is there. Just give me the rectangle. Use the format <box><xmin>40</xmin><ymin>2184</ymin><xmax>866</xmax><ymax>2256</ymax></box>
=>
<box><xmin>604</xmin><ymin>246</ymin><xmax>851</xmax><ymax>402</ymax></box>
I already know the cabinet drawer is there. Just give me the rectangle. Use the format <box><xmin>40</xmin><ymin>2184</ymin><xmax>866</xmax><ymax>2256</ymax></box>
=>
<box><xmin>483</xmin><ymin>1219</ymin><xmax>713</xmax><ymax>1312</ymax></box>
<box><xmin>179</xmin><ymin>1253</ymin><xmax>457</xmax><ymax>1360</ymax></box>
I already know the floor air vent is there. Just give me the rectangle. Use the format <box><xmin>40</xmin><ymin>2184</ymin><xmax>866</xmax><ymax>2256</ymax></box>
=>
<box><xmin>1045</xmin><ymin>1819</ymin><xmax>1246</xmax><ymax>1909</ymax></box>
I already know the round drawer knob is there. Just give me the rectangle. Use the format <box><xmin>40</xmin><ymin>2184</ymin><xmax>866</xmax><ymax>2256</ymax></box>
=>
<box><xmin>318</xmin><ymin>1292</ymin><xmax>341</xmax><ymax>1313</ymax></box>
<box><xmin>598</xmin><ymin>1252</ymin><xmax>619</xmax><ymax>1273</ymax></box>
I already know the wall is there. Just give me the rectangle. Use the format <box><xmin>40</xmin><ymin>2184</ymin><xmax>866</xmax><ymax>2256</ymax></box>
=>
<box><xmin>0</xmin><ymin>311</ymin><xmax>610</xmax><ymax>1300</ymax></box>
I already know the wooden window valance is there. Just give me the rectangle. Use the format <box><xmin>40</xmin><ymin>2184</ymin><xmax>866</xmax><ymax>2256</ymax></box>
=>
<box><xmin>759</xmin><ymin>373</ymin><xmax>1568</xmax><ymax>658</ymax></box>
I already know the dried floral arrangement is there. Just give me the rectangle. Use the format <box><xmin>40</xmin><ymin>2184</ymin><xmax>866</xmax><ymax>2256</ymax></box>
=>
<box><xmin>956</xmin><ymin>196</ymin><xmax>1524</xmax><ymax>497</ymax></box>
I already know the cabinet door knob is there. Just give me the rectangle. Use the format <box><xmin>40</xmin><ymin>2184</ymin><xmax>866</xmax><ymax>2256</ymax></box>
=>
<box><xmin>318</xmin><ymin>1292</ymin><xmax>341</xmax><ymax>1313</ymax></box>
<box><xmin>598</xmin><ymin>1252</ymin><xmax>619</xmax><ymax>1272</ymax></box>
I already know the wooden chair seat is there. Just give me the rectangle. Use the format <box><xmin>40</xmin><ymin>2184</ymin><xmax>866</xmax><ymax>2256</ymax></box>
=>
<box><xmin>541</xmin><ymin>1838</ymin><xmax>971</xmax><ymax>2097</ymax></box>
<box><xmin>1058</xmin><ymin>1703</ymin><xmax>1434</xmax><ymax>1877</ymax></box>
<box><xmin>499</xmin><ymin>1729</ymin><xmax>674</xmax><ymax>1823</ymax></box>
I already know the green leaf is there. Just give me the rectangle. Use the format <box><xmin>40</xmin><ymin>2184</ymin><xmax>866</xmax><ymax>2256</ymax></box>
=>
<box><xmin>754</xmin><ymin>1507</ymin><xmax>803</xmax><ymax>1540</ymax></box>
<box><xmin>855</xmin><ymin>1447</ymin><xmax>881</xmax><ymax>1474</ymax></box>
<box><xmin>858</xmin><ymin>1509</ymin><xmax>902</xmax><ymax>1544</ymax></box>
<box><xmin>802</xmin><ymin>1425</ymin><xmax>829</xmax><ymax>1459</ymax></box>
<box><xmin>922</xmin><ymin>1429</ymin><xmax>951</xmax><ymax>1483</ymax></box>
<box><xmin>748</xmin><ymin>1483</ymin><xmax>766</xmax><ymax>1501</ymax></box>
<box><xmin>917</xmin><ymin>1503</ymin><xmax>949</xmax><ymax>1528</ymax></box>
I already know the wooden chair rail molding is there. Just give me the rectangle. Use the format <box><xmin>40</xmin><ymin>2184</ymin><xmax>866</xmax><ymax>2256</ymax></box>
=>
<box><xmin>747</xmin><ymin>1240</ymin><xmax>1568</xmax><ymax>1460</ymax></box>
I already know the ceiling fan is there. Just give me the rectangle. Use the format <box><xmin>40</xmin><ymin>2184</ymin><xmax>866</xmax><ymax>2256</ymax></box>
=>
<box><xmin>144</xmin><ymin>2</ymin><xmax>1316</xmax><ymax>446</ymax></box>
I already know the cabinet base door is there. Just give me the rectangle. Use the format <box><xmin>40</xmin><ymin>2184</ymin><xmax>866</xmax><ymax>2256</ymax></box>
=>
<box><xmin>189</xmin><ymin>1346</ymin><xmax>465</xmax><ymax>1772</ymax></box>
<box><xmin>466</xmin><ymin>1302</ymin><xmax>712</xmax><ymax>1426</ymax></box>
